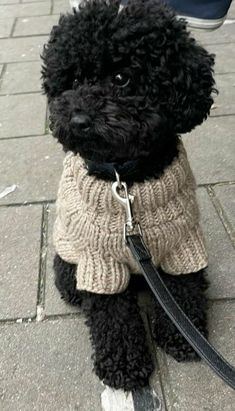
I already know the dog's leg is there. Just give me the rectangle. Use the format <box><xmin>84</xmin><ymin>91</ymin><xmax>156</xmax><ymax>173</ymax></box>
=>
<box><xmin>151</xmin><ymin>269</ymin><xmax>209</xmax><ymax>361</ymax></box>
<box><xmin>54</xmin><ymin>255</ymin><xmax>153</xmax><ymax>388</ymax></box>
<box><xmin>81</xmin><ymin>288</ymin><xmax>154</xmax><ymax>391</ymax></box>
<box><xmin>53</xmin><ymin>253</ymin><xmax>85</xmax><ymax>306</ymax></box>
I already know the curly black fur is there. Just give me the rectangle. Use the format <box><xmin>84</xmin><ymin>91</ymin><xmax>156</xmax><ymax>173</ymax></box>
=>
<box><xmin>151</xmin><ymin>269</ymin><xmax>209</xmax><ymax>362</ymax></box>
<box><xmin>42</xmin><ymin>0</ymin><xmax>215</xmax><ymax>391</ymax></box>
<box><xmin>53</xmin><ymin>254</ymin><xmax>85</xmax><ymax>305</ymax></box>
<box><xmin>42</xmin><ymin>0</ymin><xmax>215</xmax><ymax>166</ymax></box>
<box><xmin>54</xmin><ymin>254</ymin><xmax>154</xmax><ymax>390</ymax></box>
<box><xmin>83</xmin><ymin>291</ymin><xmax>154</xmax><ymax>390</ymax></box>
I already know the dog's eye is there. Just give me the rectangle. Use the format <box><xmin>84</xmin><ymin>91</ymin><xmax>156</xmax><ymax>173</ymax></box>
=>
<box><xmin>72</xmin><ymin>79</ymin><xmax>79</xmax><ymax>89</ymax></box>
<box><xmin>112</xmin><ymin>73</ymin><xmax>130</xmax><ymax>88</ymax></box>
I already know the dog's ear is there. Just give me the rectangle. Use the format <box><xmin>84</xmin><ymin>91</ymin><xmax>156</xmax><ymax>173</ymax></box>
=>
<box><xmin>167</xmin><ymin>38</ymin><xmax>216</xmax><ymax>134</ymax></box>
<box><xmin>41</xmin><ymin>2</ymin><xmax>118</xmax><ymax>99</ymax></box>
<box><xmin>114</xmin><ymin>0</ymin><xmax>216</xmax><ymax>134</ymax></box>
<box><xmin>41</xmin><ymin>13</ymin><xmax>80</xmax><ymax>99</ymax></box>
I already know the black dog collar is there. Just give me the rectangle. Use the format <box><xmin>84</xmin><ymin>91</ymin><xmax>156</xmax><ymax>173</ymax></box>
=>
<box><xmin>86</xmin><ymin>158</ymin><xmax>140</xmax><ymax>181</ymax></box>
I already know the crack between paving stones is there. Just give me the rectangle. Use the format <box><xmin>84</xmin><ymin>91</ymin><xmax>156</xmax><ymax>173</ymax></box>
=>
<box><xmin>145</xmin><ymin>312</ymin><xmax>169</xmax><ymax>411</ymax></box>
<box><xmin>10</xmin><ymin>17</ymin><xmax>18</xmax><ymax>38</ymax></box>
<box><xmin>50</xmin><ymin>0</ymin><xmax>54</xmax><ymax>15</ymax></box>
<box><xmin>209</xmin><ymin>297</ymin><xmax>235</xmax><ymax>303</ymax></box>
<box><xmin>0</xmin><ymin>312</ymin><xmax>84</xmax><ymax>326</ymax></box>
<box><xmin>0</xmin><ymin>91</ymin><xmax>42</xmax><ymax>97</ymax></box>
<box><xmin>209</xmin><ymin>113</ymin><xmax>235</xmax><ymax>118</ymax></box>
<box><xmin>211</xmin><ymin>113</ymin><xmax>235</xmax><ymax>117</ymax></box>
<box><xmin>0</xmin><ymin>317</ymin><xmax>35</xmax><ymax>325</ymax></box>
<box><xmin>0</xmin><ymin>64</ymin><xmax>7</xmax><ymax>82</ymax></box>
<box><xmin>0</xmin><ymin>12</ymin><xmax>53</xmax><ymax>19</ymax></box>
<box><xmin>1</xmin><ymin>59</ymin><xmax>40</xmax><ymax>65</ymax></box>
<box><xmin>215</xmin><ymin>71</ymin><xmax>235</xmax><ymax>75</ymax></box>
<box><xmin>207</xmin><ymin>185</ymin><xmax>235</xmax><ymax>248</ymax></box>
<box><xmin>36</xmin><ymin>203</ymin><xmax>49</xmax><ymax>321</ymax></box>
<box><xmin>0</xmin><ymin>199</ymin><xmax>56</xmax><ymax>208</ymax></box>
<box><xmin>45</xmin><ymin>102</ymin><xmax>50</xmax><ymax>134</ymax></box>
<box><xmin>204</xmin><ymin>41</ymin><xmax>235</xmax><ymax>46</ymax></box>
<box><xmin>208</xmin><ymin>300</ymin><xmax>235</xmax><ymax>309</ymax></box>
<box><xmin>0</xmin><ymin>134</ymin><xmax>50</xmax><ymax>141</ymax></box>
<box><xmin>10</xmin><ymin>33</ymin><xmax>55</xmax><ymax>40</ymax></box>
<box><xmin>198</xmin><ymin>181</ymin><xmax>235</xmax><ymax>188</ymax></box>
<box><xmin>0</xmin><ymin>1</ymin><xmax>20</xmax><ymax>5</ymax></box>
<box><xmin>0</xmin><ymin>64</ymin><xmax>5</xmax><ymax>79</ymax></box>
<box><xmin>148</xmin><ymin>338</ymin><xmax>177</xmax><ymax>411</ymax></box>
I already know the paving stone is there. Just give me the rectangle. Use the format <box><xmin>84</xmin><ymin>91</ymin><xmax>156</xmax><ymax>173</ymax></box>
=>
<box><xmin>53</xmin><ymin>0</ymin><xmax>71</xmax><ymax>14</ymax></box>
<box><xmin>0</xmin><ymin>2</ymin><xmax>51</xmax><ymax>19</ymax></box>
<box><xmin>14</xmin><ymin>15</ymin><xmax>59</xmax><ymax>37</ymax></box>
<box><xmin>0</xmin><ymin>18</ymin><xmax>14</xmax><ymax>38</ymax></box>
<box><xmin>211</xmin><ymin>73</ymin><xmax>235</xmax><ymax>116</ymax></box>
<box><xmin>0</xmin><ymin>136</ymin><xmax>64</xmax><ymax>204</ymax></box>
<box><xmin>214</xmin><ymin>184</ymin><xmax>235</xmax><ymax>229</ymax></box>
<box><xmin>0</xmin><ymin>61</ymin><xmax>42</xmax><ymax>94</ymax></box>
<box><xmin>228</xmin><ymin>1</ymin><xmax>235</xmax><ymax>18</ymax></box>
<box><xmin>0</xmin><ymin>36</ymin><xmax>47</xmax><ymax>63</ymax></box>
<box><xmin>0</xmin><ymin>0</ymin><xmax>19</xmax><ymax>3</ymax></box>
<box><xmin>193</xmin><ymin>20</ymin><xmax>235</xmax><ymax>45</ymax></box>
<box><xmin>183</xmin><ymin>115</ymin><xmax>235</xmax><ymax>184</ymax></box>
<box><xmin>207</xmin><ymin>43</ymin><xmax>235</xmax><ymax>73</ymax></box>
<box><xmin>197</xmin><ymin>188</ymin><xmax>235</xmax><ymax>299</ymax></box>
<box><xmin>0</xmin><ymin>318</ymin><xmax>103</xmax><ymax>410</ymax></box>
<box><xmin>45</xmin><ymin>205</ymin><xmax>79</xmax><ymax>315</ymax></box>
<box><xmin>155</xmin><ymin>301</ymin><xmax>235</xmax><ymax>410</ymax></box>
<box><xmin>0</xmin><ymin>93</ymin><xmax>46</xmax><ymax>138</ymax></box>
<box><xmin>0</xmin><ymin>205</ymin><xmax>41</xmax><ymax>319</ymax></box>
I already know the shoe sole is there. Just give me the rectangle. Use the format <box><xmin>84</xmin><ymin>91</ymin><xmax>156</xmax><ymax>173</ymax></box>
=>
<box><xmin>177</xmin><ymin>14</ymin><xmax>227</xmax><ymax>31</ymax></box>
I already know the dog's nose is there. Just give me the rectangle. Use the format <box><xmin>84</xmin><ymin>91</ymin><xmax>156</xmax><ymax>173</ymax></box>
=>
<box><xmin>70</xmin><ymin>112</ymin><xmax>91</xmax><ymax>131</ymax></box>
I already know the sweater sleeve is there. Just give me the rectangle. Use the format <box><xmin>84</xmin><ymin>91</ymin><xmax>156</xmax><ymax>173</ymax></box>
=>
<box><xmin>53</xmin><ymin>153</ymin><xmax>83</xmax><ymax>264</ymax></box>
<box><xmin>160</xmin><ymin>224</ymin><xmax>208</xmax><ymax>274</ymax></box>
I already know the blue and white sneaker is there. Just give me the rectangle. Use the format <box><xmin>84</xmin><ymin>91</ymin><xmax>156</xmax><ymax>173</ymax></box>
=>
<box><xmin>70</xmin><ymin>0</ymin><xmax>80</xmax><ymax>9</ymax></box>
<box><xmin>163</xmin><ymin>0</ymin><xmax>233</xmax><ymax>30</ymax></box>
<box><xmin>69</xmin><ymin>0</ymin><xmax>233</xmax><ymax>30</ymax></box>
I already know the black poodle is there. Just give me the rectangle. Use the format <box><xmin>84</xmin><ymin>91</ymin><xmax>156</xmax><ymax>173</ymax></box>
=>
<box><xmin>41</xmin><ymin>0</ymin><xmax>215</xmax><ymax>391</ymax></box>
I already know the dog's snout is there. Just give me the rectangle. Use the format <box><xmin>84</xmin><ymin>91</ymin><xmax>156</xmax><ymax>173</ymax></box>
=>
<box><xmin>70</xmin><ymin>112</ymin><xmax>91</xmax><ymax>131</ymax></box>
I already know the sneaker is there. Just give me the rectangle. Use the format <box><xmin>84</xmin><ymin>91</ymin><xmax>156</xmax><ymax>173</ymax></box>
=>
<box><xmin>163</xmin><ymin>0</ymin><xmax>233</xmax><ymax>30</ymax></box>
<box><xmin>70</xmin><ymin>0</ymin><xmax>80</xmax><ymax>9</ymax></box>
<box><xmin>69</xmin><ymin>0</ymin><xmax>232</xmax><ymax>30</ymax></box>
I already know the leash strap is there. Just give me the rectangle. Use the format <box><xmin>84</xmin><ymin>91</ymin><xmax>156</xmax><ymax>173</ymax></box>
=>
<box><xmin>111</xmin><ymin>173</ymin><xmax>235</xmax><ymax>390</ymax></box>
<box><xmin>127</xmin><ymin>234</ymin><xmax>235</xmax><ymax>391</ymax></box>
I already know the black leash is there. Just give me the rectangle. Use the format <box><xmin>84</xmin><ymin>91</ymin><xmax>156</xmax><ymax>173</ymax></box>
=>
<box><xmin>111</xmin><ymin>173</ymin><xmax>235</xmax><ymax>391</ymax></box>
<box><xmin>127</xmin><ymin>234</ymin><xmax>235</xmax><ymax>391</ymax></box>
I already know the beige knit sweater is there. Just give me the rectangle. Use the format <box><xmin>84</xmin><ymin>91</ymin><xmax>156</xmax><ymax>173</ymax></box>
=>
<box><xmin>54</xmin><ymin>141</ymin><xmax>208</xmax><ymax>294</ymax></box>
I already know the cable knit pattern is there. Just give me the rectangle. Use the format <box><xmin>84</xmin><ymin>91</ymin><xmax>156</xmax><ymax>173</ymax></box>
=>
<box><xmin>54</xmin><ymin>140</ymin><xmax>208</xmax><ymax>294</ymax></box>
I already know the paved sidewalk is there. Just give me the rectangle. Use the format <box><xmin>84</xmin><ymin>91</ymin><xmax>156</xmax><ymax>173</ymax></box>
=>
<box><xmin>0</xmin><ymin>1</ymin><xmax>235</xmax><ymax>410</ymax></box>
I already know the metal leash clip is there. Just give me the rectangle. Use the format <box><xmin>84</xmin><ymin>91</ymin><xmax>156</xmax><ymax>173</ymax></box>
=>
<box><xmin>111</xmin><ymin>170</ymin><xmax>142</xmax><ymax>241</ymax></box>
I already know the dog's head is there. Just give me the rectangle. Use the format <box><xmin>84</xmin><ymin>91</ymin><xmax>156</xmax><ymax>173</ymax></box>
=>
<box><xmin>42</xmin><ymin>0</ymin><xmax>215</xmax><ymax>163</ymax></box>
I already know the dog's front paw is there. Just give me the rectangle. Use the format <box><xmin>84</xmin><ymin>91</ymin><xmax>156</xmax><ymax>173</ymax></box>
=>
<box><xmin>85</xmin><ymin>290</ymin><xmax>154</xmax><ymax>390</ymax></box>
<box><xmin>94</xmin><ymin>343</ymin><xmax>154</xmax><ymax>391</ymax></box>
